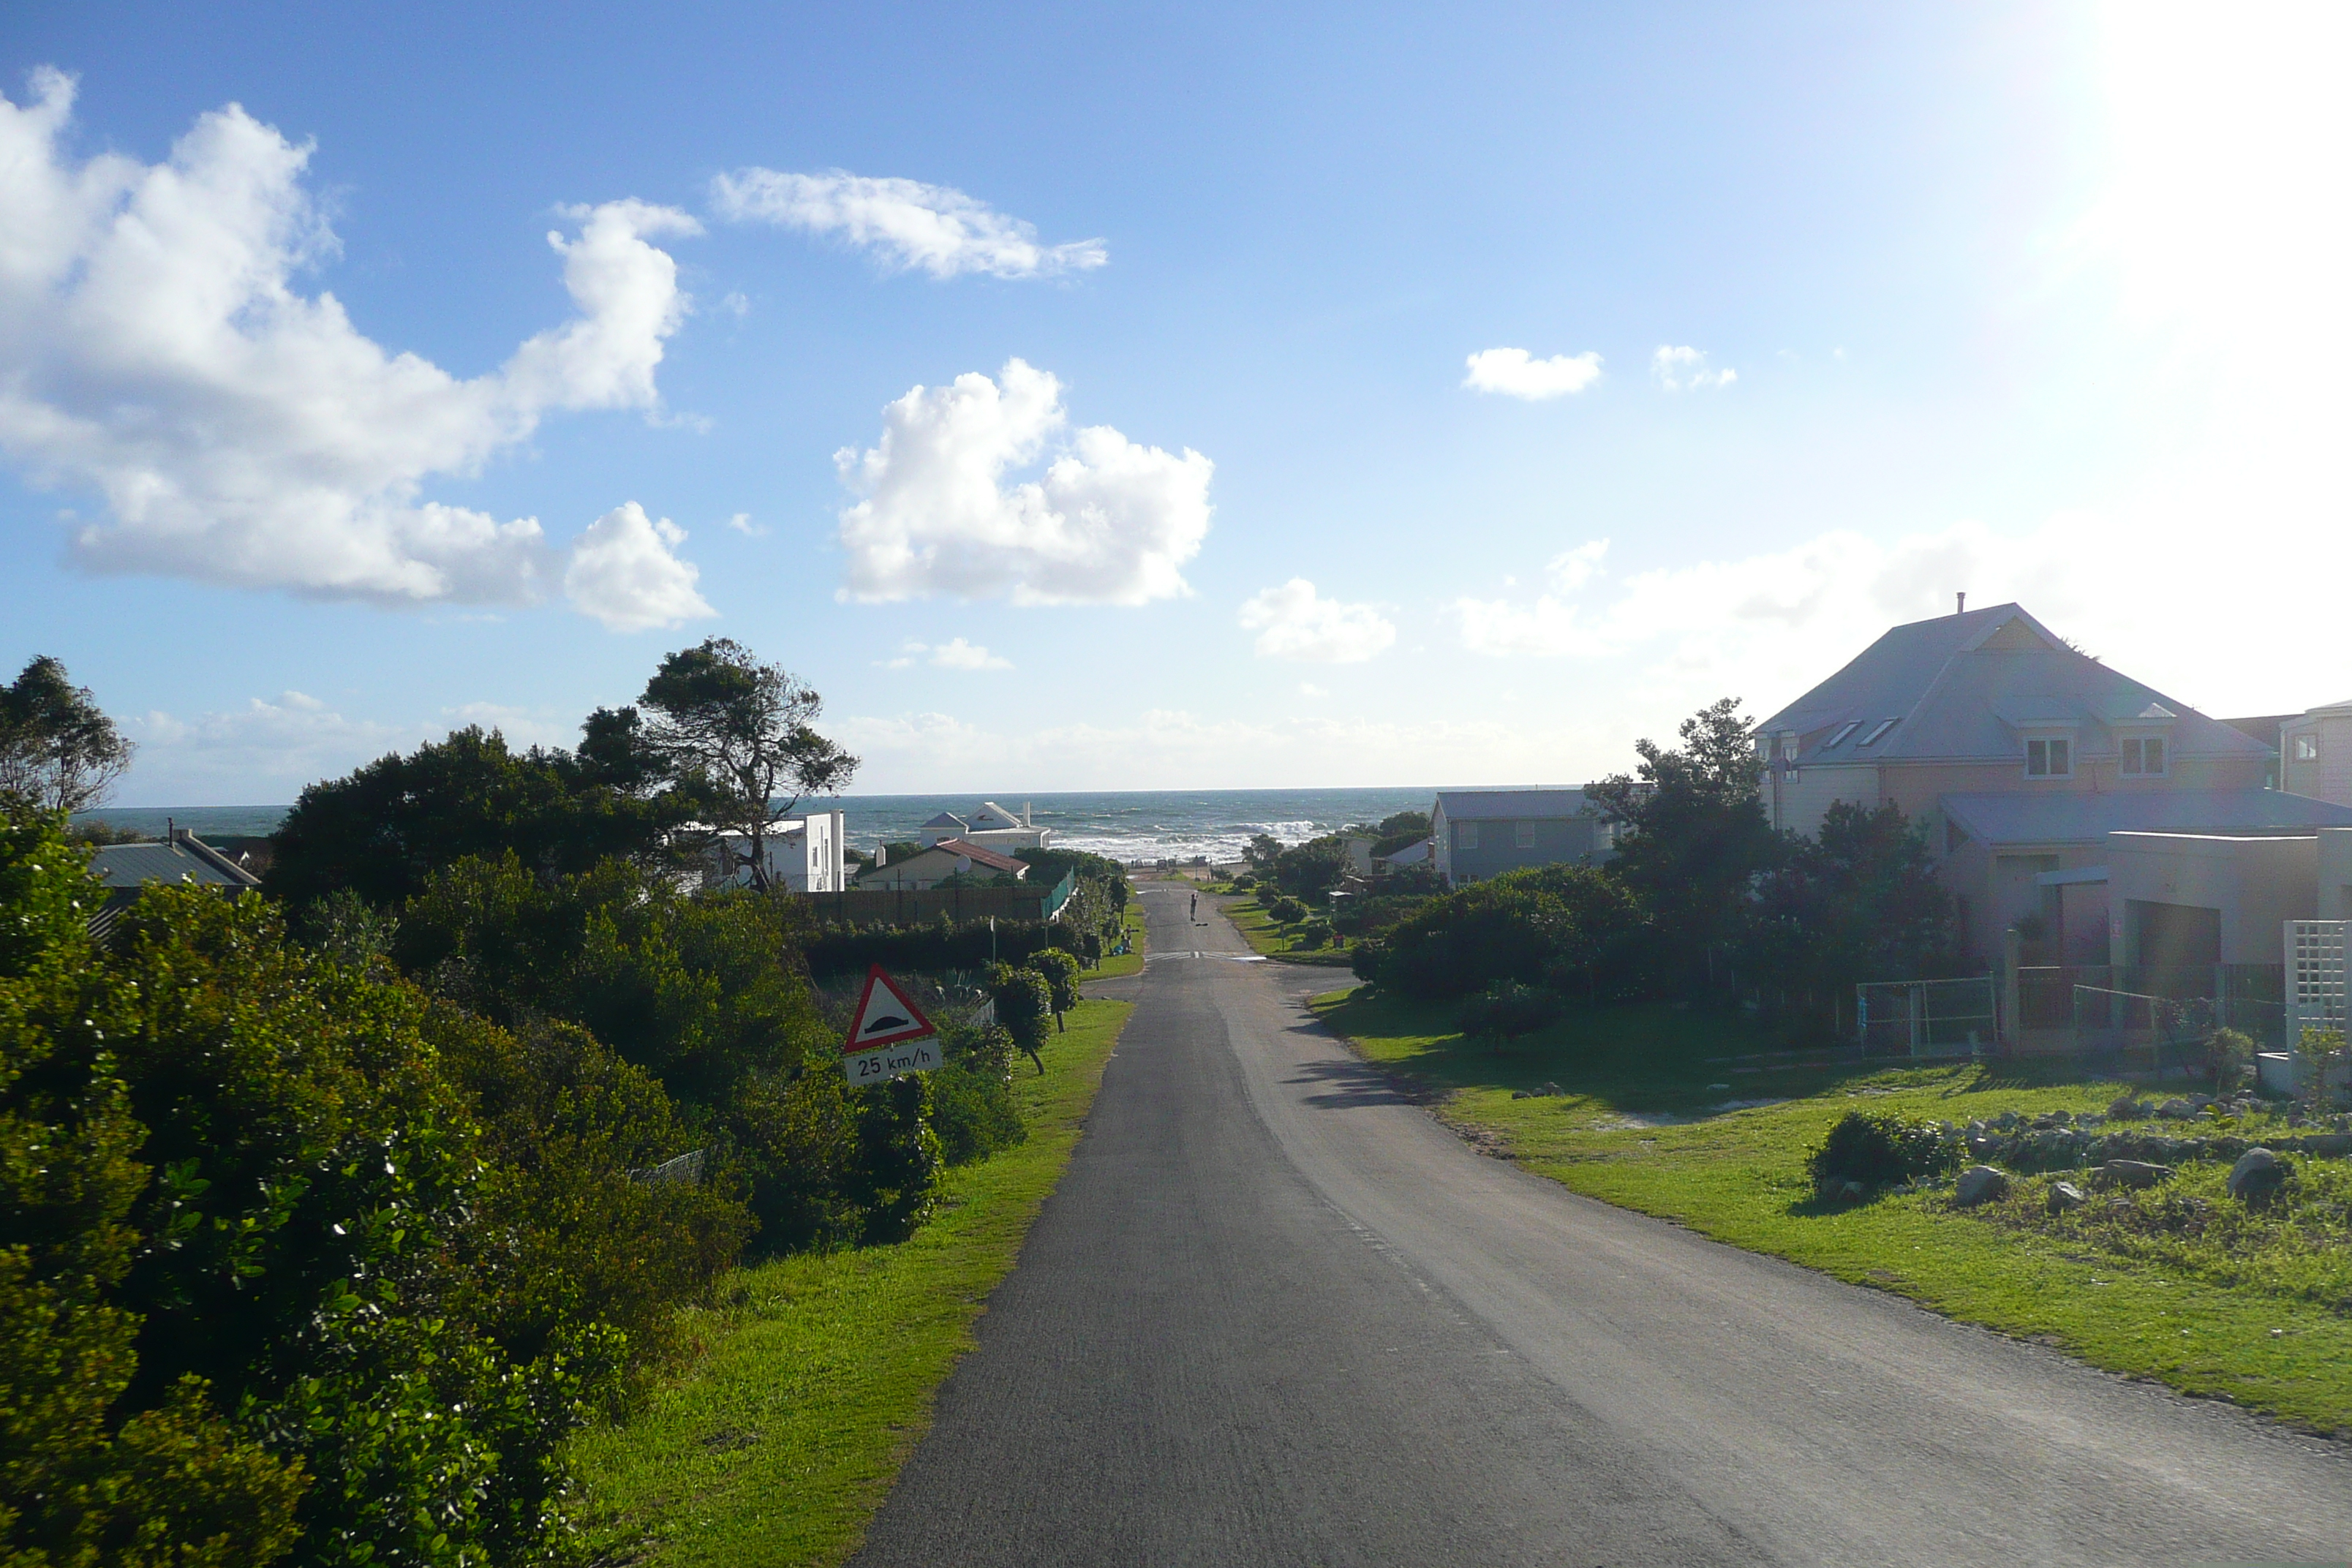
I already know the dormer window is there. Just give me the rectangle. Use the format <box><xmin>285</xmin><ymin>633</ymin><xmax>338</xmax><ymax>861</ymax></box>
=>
<box><xmin>2119</xmin><ymin>736</ymin><xmax>2167</xmax><ymax>776</ymax></box>
<box><xmin>2026</xmin><ymin>737</ymin><xmax>2073</xmax><ymax>778</ymax></box>
<box><xmin>1826</xmin><ymin>720</ymin><xmax>1863</xmax><ymax>747</ymax></box>
<box><xmin>1858</xmin><ymin>718</ymin><xmax>1899</xmax><ymax>746</ymax></box>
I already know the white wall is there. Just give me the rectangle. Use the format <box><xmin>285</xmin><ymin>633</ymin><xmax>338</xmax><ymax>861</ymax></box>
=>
<box><xmin>2106</xmin><ymin>832</ymin><xmax>2319</xmax><ymax>965</ymax></box>
<box><xmin>1771</xmin><ymin>764</ymin><xmax>1880</xmax><ymax>837</ymax></box>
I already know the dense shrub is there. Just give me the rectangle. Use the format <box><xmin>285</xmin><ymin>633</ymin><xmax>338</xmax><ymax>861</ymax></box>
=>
<box><xmin>1031</xmin><ymin>947</ymin><xmax>1081</xmax><ymax>1026</ymax></box>
<box><xmin>1330</xmin><ymin>892</ymin><xmax>1430</xmax><ymax>938</ymax></box>
<box><xmin>1264</xmin><ymin>895</ymin><xmax>1308</xmax><ymax>924</ymax></box>
<box><xmin>802</xmin><ymin>917</ymin><xmax>1075</xmax><ymax>978</ymax></box>
<box><xmin>1294</xmin><ymin>919</ymin><xmax>1333</xmax><ymax>950</ymax></box>
<box><xmin>987</xmin><ymin>963</ymin><xmax>1053</xmax><ymax>1073</ymax></box>
<box><xmin>1457</xmin><ymin>980</ymin><xmax>1562</xmax><ymax>1041</ymax></box>
<box><xmin>0</xmin><ymin>806</ymin><xmax>693</xmax><ymax>1567</ymax></box>
<box><xmin>1805</xmin><ymin>1111</ymin><xmax>1959</xmax><ymax>1191</ymax></box>
<box><xmin>1374</xmin><ymin>863</ymin><xmax>1646</xmax><ymax>1001</ymax></box>
<box><xmin>2206</xmin><ymin>1028</ymin><xmax>2255</xmax><ymax>1096</ymax></box>
<box><xmin>930</xmin><ymin>1025</ymin><xmax>1024</xmax><ymax>1166</ymax></box>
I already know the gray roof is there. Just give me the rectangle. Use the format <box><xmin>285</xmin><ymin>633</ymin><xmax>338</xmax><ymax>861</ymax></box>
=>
<box><xmin>1757</xmin><ymin>603</ymin><xmax>2266</xmax><ymax>767</ymax></box>
<box><xmin>88</xmin><ymin>839</ymin><xmax>260</xmax><ymax>891</ymax></box>
<box><xmin>919</xmin><ymin>812</ymin><xmax>968</xmax><ymax>830</ymax></box>
<box><xmin>1433</xmin><ymin>788</ymin><xmax>1594</xmax><ymax>821</ymax></box>
<box><xmin>1940</xmin><ymin>788</ymin><xmax>2352</xmax><ymax>848</ymax></box>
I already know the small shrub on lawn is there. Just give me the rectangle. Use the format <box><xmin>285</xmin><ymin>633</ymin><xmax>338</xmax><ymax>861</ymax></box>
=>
<box><xmin>1265</xmin><ymin>895</ymin><xmax>1308</xmax><ymax>924</ymax></box>
<box><xmin>1806</xmin><ymin>1110</ymin><xmax>1959</xmax><ymax>1191</ymax></box>
<box><xmin>1295</xmin><ymin>919</ymin><xmax>1333</xmax><ymax>950</ymax></box>
<box><xmin>1457</xmin><ymin>980</ymin><xmax>1563</xmax><ymax>1042</ymax></box>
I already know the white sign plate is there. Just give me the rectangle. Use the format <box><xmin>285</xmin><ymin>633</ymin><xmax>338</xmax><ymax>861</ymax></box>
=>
<box><xmin>843</xmin><ymin>1036</ymin><xmax>941</xmax><ymax>1084</ymax></box>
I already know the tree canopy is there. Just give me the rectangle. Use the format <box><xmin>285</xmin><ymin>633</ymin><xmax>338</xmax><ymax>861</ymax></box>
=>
<box><xmin>0</xmin><ymin>655</ymin><xmax>134</xmax><ymax>814</ymax></box>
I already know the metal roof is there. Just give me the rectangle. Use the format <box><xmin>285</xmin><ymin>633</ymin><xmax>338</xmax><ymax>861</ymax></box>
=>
<box><xmin>1432</xmin><ymin>788</ymin><xmax>1594</xmax><ymax>821</ymax></box>
<box><xmin>1756</xmin><ymin>603</ymin><xmax>2267</xmax><ymax>767</ymax></box>
<box><xmin>88</xmin><ymin>840</ymin><xmax>257</xmax><ymax>890</ymax></box>
<box><xmin>1940</xmin><ymin>788</ymin><xmax>2352</xmax><ymax>848</ymax></box>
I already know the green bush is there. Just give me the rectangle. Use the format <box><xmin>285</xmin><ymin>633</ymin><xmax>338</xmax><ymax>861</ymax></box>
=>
<box><xmin>1294</xmin><ymin>919</ymin><xmax>1333</xmax><ymax>950</ymax></box>
<box><xmin>987</xmin><ymin>962</ymin><xmax>1053</xmax><ymax>1073</ymax></box>
<box><xmin>1456</xmin><ymin>980</ymin><xmax>1561</xmax><ymax>1041</ymax></box>
<box><xmin>1805</xmin><ymin>1111</ymin><xmax>1959</xmax><ymax>1191</ymax></box>
<box><xmin>1031</xmin><ymin>947</ymin><xmax>1081</xmax><ymax>1025</ymax></box>
<box><xmin>2206</xmin><ymin>1028</ymin><xmax>2255</xmax><ymax>1096</ymax></box>
<box><xmin>1376</xmin><ymin>863</ymin><xmax>1646</xmax><ymax>1001</ymax></box>
<box><xmin>930</xmin><ymin>1025</ymin><xmax>1025</xmax><ymax>1166</ymax></box>
<box><xmin>1265</xmin><ymin>895</ymin><xmax>1308</xmax><ymax>924</ymax></box>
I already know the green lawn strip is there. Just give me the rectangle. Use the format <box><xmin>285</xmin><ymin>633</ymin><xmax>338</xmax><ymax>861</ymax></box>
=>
<box><xmin>1087</xmin><ymin>897</ymin><xmax>1148</xmax><ymax>979</ymax></box>
<box><xmin>570</xmin><ymin>996</ymin><xmax>1134</xmax><ymax>1566</ymax></box>
<box><xmin>1311</xmin><ymin>988</ymin><xmax>2352</xmax><ymax>1436</ymax></box>
<box><xmin>1217</xmin><ymin>893</ymin><xmax>1353</xmax><ymax>965</ymax></box>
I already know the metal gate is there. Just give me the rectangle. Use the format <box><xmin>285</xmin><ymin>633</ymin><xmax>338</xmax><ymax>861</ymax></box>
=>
<box><xmin>1855</xmin><ymin>977</ymin><xmax>1997</xmax><ymax>1059</ymax></box>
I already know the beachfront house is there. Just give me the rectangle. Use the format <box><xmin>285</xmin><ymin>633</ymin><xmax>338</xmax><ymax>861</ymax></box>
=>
<box><xmin>858</xmin><ymin>837</ymin><xmax>1032</xmax><ymax>891</ymax></box>
<box><xmin>916</xmin><ymin>802</ymin><xmax>1052</xmax><ymax>853</ymax></box>
<box><xmin>86</xmin><ymin>827</ymin><xmax>263</xmax><ymax>940</ymax></box>
<box><xmin>1430</xmin><ymin>788</ymin><xmax>1611</xmax><ymax>888</ymax></box>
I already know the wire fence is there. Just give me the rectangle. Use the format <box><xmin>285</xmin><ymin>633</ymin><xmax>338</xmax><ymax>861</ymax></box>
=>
<box><xmin>1855</xmin><ymin>978</ymin><xmax>1997</xmax><ymax>1059</ymax></box>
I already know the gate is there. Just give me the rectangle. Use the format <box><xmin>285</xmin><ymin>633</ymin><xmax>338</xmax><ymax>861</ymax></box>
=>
<box><xmin>1855</xmin><ymin>977</ymin><xmax>1997</xmax><ymax>1059</ymax></box>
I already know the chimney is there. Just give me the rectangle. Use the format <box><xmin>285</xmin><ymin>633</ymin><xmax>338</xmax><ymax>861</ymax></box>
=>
<box><xmin>1956</xmin><ymin>592</ymin><xmax>1967</xmax><ymax>616</ymax></box>
<box><xmin>875</xmin><ymin>843</ymin><xmax>888</xmax><ymax>866</ymax></box>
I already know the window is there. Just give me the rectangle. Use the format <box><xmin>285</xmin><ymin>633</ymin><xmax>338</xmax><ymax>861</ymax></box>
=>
<box><xmin>2120</xmin><ymin>736</ymin><xmax>2167</xmax><ymax>776</ymax></box>
<box><xmin>1826</xmin><ymin>720</ymin><xmax>1864</xmax><ymax>747</ymax></box>
<box><xmin>1859</xmin><ymin>717</ymin><xmax>1899</xmax><ymax>746</ymax></box>
<box><xmin>2026</xmin><ymin>736</ymin><xmax>2073</xmax><ymax>777</ymax></box>
<box><xmin>1514</xmin><ymin>821</ymin><xmax>1537</xmax><ymax>849</ymax></box>
<box><xmin>2294</xmin><ymin>733</ymin><xmax>2321</xmax><ymax>762</ymax></box>
<box><xmin>1459</xmin><ymin>821</ymin><xmax>1480</xmax><ymax>851</ymax></box>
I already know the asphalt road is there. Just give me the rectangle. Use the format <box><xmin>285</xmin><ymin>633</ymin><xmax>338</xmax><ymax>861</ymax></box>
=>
<box><xmin>851</xmin><ymin>882</ymin><xmax>2352</xmax><ymax>1567</ymax></box>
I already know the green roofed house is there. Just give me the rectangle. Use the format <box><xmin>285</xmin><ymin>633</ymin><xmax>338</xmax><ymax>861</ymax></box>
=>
<box><xmin>1430</xmin><ymin>788</ymin><xmax>1612</xmax><ymax>888</ymax></box>
<box><xmin>1753</xmin><ymin>602</ymin><xmax>2352</xmax><ymax>968</ymax></box>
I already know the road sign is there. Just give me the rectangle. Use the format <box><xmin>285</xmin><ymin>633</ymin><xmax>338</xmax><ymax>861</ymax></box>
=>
<box><xmin>842</xmin><ymin>964</ymin><xmax>939</xmax><ymax>1083</ymax></box>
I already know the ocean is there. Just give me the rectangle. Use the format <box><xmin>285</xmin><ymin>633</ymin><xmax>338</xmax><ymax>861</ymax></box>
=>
<box><xmin>77</xmin><ymin>787</ymin><xmax>1442</xmax><ymax>864</ymax></box>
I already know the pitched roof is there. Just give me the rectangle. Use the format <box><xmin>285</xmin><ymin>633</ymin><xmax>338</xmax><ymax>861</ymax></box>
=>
<box><xmin>1940</xmin><ymin>788</ymin><xmax>2352</xmax><ymax>848</ymax></box>
<box><xmin>1757</xmin><ymin>603</ymin><xmax>2266</xmax><ymax>767</ymax></box>
<box><xmin>2220</xmin><ymin>715</ymin><xmax>2297</xmax><ymax>750</ymax></box>
<box><xmin>924</xmin><ymin>838</ymin><xmax>1029</xmax><ymax>875</ymax></box>
<box><xmin>919</xmin><ymin>812</ymin><xmax>968</xmax><ymax>830</ymax></box>
<box><xmin>88</xmin><ymin>838</ymin><xmax>261</xmax><ymax>892</ymax></box>
<box><xmin>1433</xmin><ymin>788</ymin><xmax>1594</xmax><ymax>821</ymax></box>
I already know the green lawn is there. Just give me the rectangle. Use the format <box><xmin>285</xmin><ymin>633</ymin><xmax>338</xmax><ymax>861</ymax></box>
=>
<box><xmin>570</xmin><ymin>995</ymin><xmax>1134</xmax><ymax>1565</ymax></box>
<box><xmin>1087</xmin><ymin>894</ymin><xmax>1148</xmax><ymax>979</ymax></box>
<box><xmin>1218</xmin><ymin>892</ymin><xmax>1354</xmax><ymax>965</ymax></box>
<box><xmin>1313</xmin><ymin>987</ymin><xmax>2352</xmax><ymax>1436</ymax></box>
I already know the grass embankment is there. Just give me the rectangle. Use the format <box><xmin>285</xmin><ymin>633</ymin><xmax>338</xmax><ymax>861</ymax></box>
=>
<box><xmin>1218</xmin><ymin>892</ymin><xmax>1356</xmax><ymax>965</ymax></box>
<box><xmin>1313</xmin><ymin>987</ymin><xmax>2352</xmax><ymax>1436</ymax></box>
<box><xmin>572</xmin><ymin>995</ymin><xmax>1134</xmax><ymax>1564</ymax></box>
<box><xmin>1087</xmin><ymin>895</ymin><xmax>1149</xmax><ymax>979</ymax></box>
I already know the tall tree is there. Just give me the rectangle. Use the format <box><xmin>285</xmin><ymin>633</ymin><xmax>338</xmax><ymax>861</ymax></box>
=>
<box><xmin>1587</xmin><ymin>697</ymin><xmax>1782</xmax><ymax>987</ymax></box>
<box><xmin>639</xmin><ymin>639</ymin><xmax>859</xmax><ymax>892</ymax></box>
<box><xmin>0</xmin><ymin>656</ymin><xmax>135</xmax><ymax>813</ymax></box>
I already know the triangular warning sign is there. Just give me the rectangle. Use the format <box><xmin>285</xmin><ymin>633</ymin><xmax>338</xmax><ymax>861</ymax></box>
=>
<box><xmin>843</xmin><ymin>964</ymin><xmax>936</xmax><ymax>1054</ymax></box>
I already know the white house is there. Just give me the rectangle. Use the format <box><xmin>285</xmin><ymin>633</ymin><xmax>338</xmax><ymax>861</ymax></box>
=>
<box><xmin>704</xmin><ymin>810</ymin><xmax>848</xmax><ymax>892</ymax></box>
<box><xmin>916</xmin><ymin>801</ymin><xmax>1052</xmax><ymax>853</ymax></box>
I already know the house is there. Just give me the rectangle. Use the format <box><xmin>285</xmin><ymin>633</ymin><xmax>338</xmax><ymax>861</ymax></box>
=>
<box><xmin>1429</xmin><ymin>789</ymin><xmax>1610</xmax><ymax>888</ymax></box>
<box><xmin>1753</xmin><ymin>602</ymin><xmax>2352</xmax><ymax>962</ymax></box>
<box><xmin>87</xmin><ymin>828</ymin><xmax>263</xmax><ymax>939</ymax></box>
<box><xmin>703</xmin><ymin>810</ymin><xmax>848</xmax><ymax>892</ymax></box>
<box><xmin>1375</xmin><ymin>838</ymin><xmax>1433</xmax><ymax>875</ymax></box>
<box><xmin>2105</xmin><ymin>828</ymin><xmax>2352</xmax><ymax>968</ymax></box>
<box><xmin>857</xmin><ymin>837</ymin><xmax>1031</xmax><ymax>892</ymax></box>
<box><xmin>2280</xmin><ymin>701</ymin><xmax>2352</xmax><ymax>806</ymax></box>
<box><xmin>916</xmin><ymin>802</ymin><xmax>1052</xmax><ymax>853</ymax></box>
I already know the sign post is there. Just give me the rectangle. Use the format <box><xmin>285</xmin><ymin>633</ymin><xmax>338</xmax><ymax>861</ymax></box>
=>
<box><xmin>841</xmin><ymin>963</ymin><xmax>940</xmax><ymax>1084</ymax></box>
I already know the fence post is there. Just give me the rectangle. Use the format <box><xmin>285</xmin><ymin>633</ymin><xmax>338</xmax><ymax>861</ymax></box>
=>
<box><xmin>2001</xmin><ymin>928</ymin><xmax>2021</xmax><ymax>1051</ymax></box>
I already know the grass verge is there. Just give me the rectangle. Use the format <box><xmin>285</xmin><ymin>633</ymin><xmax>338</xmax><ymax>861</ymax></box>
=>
<box><xmin>1087</xmin><ymin>895</ymin><xmax>1148</xmax><ymax>979</ymax></box>
<box><xmin>1217</xmin><ymin>893</ymin><xmax>1355</xmax><ymax>965</ymax></box>
<box><xmin>570</xmin><ymin>995</ymin><xmax>1134</xmax><ymax>1565</ymax></box>
<box><xmin>1313</xmin><ymin>986</ymin><xmax>2352</xmax><ymax>1436</ymax></box>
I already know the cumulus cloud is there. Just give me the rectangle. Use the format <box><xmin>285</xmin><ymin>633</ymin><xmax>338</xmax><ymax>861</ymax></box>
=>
<box><xmin>723</xmin><ymin>511</ymin><xmax>764</xmax><ymax>536</ymax></box>
<box><xmin>1462</xmin><ymin>346</ymin><xmax>1604</xmax><ymax>399</ymax></box>
<box><xmin>561</xmin><ymin>503</ymin><xmax>715</xmax><ymax>631</ymax></box>
<box><xmin>0</xmin><ymin>70</ymin><xmax>704</xmax><ymax>619</ymax></box>
<box><xmin>711</xmin><ymin>168</ymin><xmax>1106</xmax><ymax>279</ymax></box>
<box><xmin>1237</xmin><ymin>578</ymin><xmax>1395</xmax><ymax>663</ymax></box>
<box><xmin>834</xmin><ymin>358</ymin><xmax>1212</xmax><ymax>605</ymax></box>
<box><xmin>883</xmin><ymin>638</ymin><xmax>1012</xmax><ymax>671</ymax></box>
<box><xmin>1651</xmin><ymin>345</ymin><xmax>1735</xmax><ymax>390</ymax></box>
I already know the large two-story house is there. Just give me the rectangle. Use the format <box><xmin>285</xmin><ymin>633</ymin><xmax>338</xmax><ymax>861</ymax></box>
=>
<box><xmin>1753</xmin><ymin>603</ymin><xmax>2352</xmax><ymax>965</ymax></box>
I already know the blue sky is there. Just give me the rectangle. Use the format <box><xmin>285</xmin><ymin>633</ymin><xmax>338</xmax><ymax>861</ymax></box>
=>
<box><xmin>2</xmin><ymin>2</ymin><xmax>2342</xmax><ymax>804</ymax></box>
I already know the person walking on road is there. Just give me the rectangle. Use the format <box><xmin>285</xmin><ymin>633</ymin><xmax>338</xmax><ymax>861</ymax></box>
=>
<box><xmin>1191</xmin><ymin>891</ymin><xmax>1199</xmax><ymax>922</ymax></box>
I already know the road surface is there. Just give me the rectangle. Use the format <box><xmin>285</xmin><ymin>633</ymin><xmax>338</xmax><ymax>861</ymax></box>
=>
<box><xmin>852</xmin><ymin>881</ymin><xmax>2352</xmax><ymax>1566</ymax></box>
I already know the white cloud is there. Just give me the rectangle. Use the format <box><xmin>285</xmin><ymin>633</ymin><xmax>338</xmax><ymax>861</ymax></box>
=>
<box><xmin>883</xmin><ymin>638</ymin><xmax>1012</xmax><ymax>671</ymax></box>
<box><xmin>1546</xmin><ymin>539</ymin><xmax>1609</xmax><ymax>592</ymax></box>
<box><xmin>1237</xmin><ymin>578</ymin><xmax>1395</xmax><ymax>663</ymax></box>
<box><xmin>834</xmin><ymin>358</ymin><xmax>1212</xmax><ymax>605</ymax></box>
<box><xmin>0</xmin><ymin>70</ymin><xmax>704</xmax><ymax>619</ymax></box>
<box><xmin>1651</xmin><ymin>345</ymin><xmax>1735</xmax><ymax>390</ymax></box>
<box><xmin>561</xmin><ymin>502</ymin><xmax>716</xmax><ymax>631</ymax></box>
<box><xmin>1298</xmin><ymin>682</ymin><xmax>1327</xmax><ymax>698</ymax></box>
<box><xmin>1656</xmin><ymin>347</ymin><xmax>1730</xmax><ymax>390</ymax></box>
<box><xmin>723</xmin><ymin>511</ymin><xmax>765</xmax><ymax>536</ymax></box>
<box><xmin>1462</xmin><ymin>346</ymin><xmax>1604</xmax><ymax>399</ymax></box>
<box><xmin>710</xmin><ymin>167</ymin><xmax>1106</xmax><ymax>279</ymax></box>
